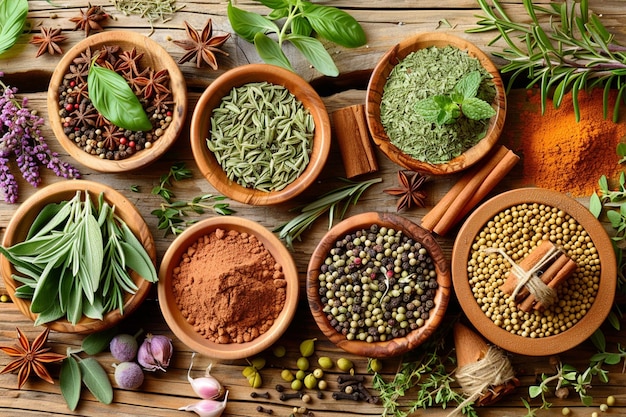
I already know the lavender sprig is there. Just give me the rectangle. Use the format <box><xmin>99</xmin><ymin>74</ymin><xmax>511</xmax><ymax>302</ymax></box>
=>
<box><xmin>0</xmin><ymin>73</ymin><xmax>80</xmax><ymax>203</ymax></box>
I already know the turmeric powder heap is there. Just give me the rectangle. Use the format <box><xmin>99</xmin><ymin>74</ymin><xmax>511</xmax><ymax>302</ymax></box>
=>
<box><xmin>508</xmin><ymin>88</ymin><xmax>625</xmax><ymax>197</ymax></box>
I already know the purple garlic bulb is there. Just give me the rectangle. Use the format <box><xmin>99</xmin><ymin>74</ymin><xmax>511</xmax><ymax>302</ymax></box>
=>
<box><xmin>138</xmin><ymin>333</ymin><xmax>173</xmax><ymax>372</ymax></box>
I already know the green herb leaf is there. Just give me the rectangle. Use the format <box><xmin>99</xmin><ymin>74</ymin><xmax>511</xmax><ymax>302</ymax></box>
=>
<box><xmin>589</xmin><ymin>192</ymin><xmax>602</xmax><ymax>218</ymax></box>
<box><xmin>301</xmin><ymin>3</ymin><xmax>366</xmax><ymax>48</ymax></box>
<box><xmin>119</xmin><ymin>240</ymin><xmax>157</xmax><ymax>283</ymax></box>
<box><xmin>227</xmin><ymin>1</ymin><xmax>279</xmax><ymax>43</ymax></box>
<box><xmin>528</xmin><ymin>385</ymin><xmax>543</xmax><ymax>398</ymax></box>
<box><xmin>0</xmin><ymin>0</ymin><xmax>28</xmax><ymax>55</ymax></box>
<box><xmin>60</xmin><ymin>356</ymin><xmax>81</xmax><ymax>411</ymax></box>
<box><xmin>34</xmin><ymin>301</ymin><xmax>65</xmax><ymax>326</ymax></box>
<box><xmin>415</xmin><ymin>97</ymin><xmax>444</xmax><ymax>123</ymax></box>
<box><xmin>254</xmin><ymin>32</ymin><xmax>293</xmax><ymax>71</ymax></box>
<box><xmin>454</xmin><ymin>70</ymin><xmax>482</xmax><ymax>100</ymax></box>
<box><xmin>460</xmin><ymin>97</ymin><xmax>496</xmax><ymax>121</ymax></box>
<box><xmin>27</xmin><ymin>202</ymin><xmax>67</xmax><ymax>239</ymax></box>
<box><xmin>78</xmin><ymin>357</ymin><xmax>113</xmax><ymax>405</ymax></box>
<box><xmin>287</xmin><ymin>34</ymin><xmax>338</xmax><ymax>77</ymax></box>
<box><xmin>256</xmin><ymin>0</ymin><xmax>288</xmax><ymax>8</ymax></box>
<box><xmin>291</xmin><ymin>16</ymin><xmax>312</xmax><ymax>37</ymax></box>
<box><xmin>87</xmin><ymin>63</ymin><xmax>152</xmax><ymax>131</ymax></box>
<box><xmin>82</xmin><ymin>326</ymin><xmax>119</xmax><ymax>355</ymax></box>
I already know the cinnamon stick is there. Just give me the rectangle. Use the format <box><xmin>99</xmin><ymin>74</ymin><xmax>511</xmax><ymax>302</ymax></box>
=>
<box><xmin>513</xmin><ymin>249</ymin><xmax>570</xmax><ymax>301</ymax></box>
<box><xmin>500</xmin><ymin>240</ymin><xmax>557</xmax><ymax>296</ymax></box>
<box><xmin>519</xmin><ymin>256</ymin><xmax>577</xmax><ymax>312</ymax></box>
<box><xmin>331</xmin><ymin>105</ymin><xmax>379</xmax><ymax>178</ymax></box>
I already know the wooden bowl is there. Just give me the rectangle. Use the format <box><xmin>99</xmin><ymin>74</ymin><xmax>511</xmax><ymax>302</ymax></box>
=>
<box><xmin>452</xmin><ymin>188</ymin><xmax>617</xmax><ymax>356</ymax></box>
<box><xmin>0</xmin><ymin>180</ymin><xmax>156</xmax><ymax>334</ymax></box>
<box><xmin>158</xmin><ymin>216</ymin><xmax>299</xmax><ymax>360</ymax></box>
<box><xmin>190</xmin><ymin>64</ymin><xmax>331</xmax><ymax>205</ymax></box>
<box><xmin>47</xmin><ymin>31</ymin><xmax>187</xmax><ymax>172</ymax></box>
<box><xmin>365</xmin><ymin>32</ymin><xmax>506</xmax><ymax>175</ymax></box>
<box><xmin>307</xmin><ymin>212</ymin><xmax>451</xmax><ymax>358</ymax></box>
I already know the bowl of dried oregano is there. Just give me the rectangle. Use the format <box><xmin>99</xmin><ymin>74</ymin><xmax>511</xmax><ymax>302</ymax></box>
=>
<box><xmin>365</xmin><ymin>32</ymin><xmax>507</xmax><ymax>175</ymax></box>
<box><xmin>190</xmin><ymin>63</ymin><xmax>332</xmax><ymax>205</ymax></box>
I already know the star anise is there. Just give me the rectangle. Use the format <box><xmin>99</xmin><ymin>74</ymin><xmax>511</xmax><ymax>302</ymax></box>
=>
<box><xmin>114</xmin><ymin>47</ymin><xmax>145</xmax><ymax>76</ymax></box>
<box><xmin>0</xmin><ymin>328</ymin><xmax>66</xmax><ymax>389</ymax></box>
<box><xmin>134</xmin><ymin>68</ymin><xmax>170</xmax><ymax>99</ymax></box>
<box><xmin>100</xmin><ymin>124</ymin><xmax>125</xmax><ymax>150</ymax></box>
<box><xmin>173</xmin><ymin>19</ymin><xmax>231</xmax><ymax>69</ymax></box>
<box><xmin>384</xmin><ymin>170</ymin><xmax>428</xmax><ymax>211</ymax></box>
<box><xmin>29</xmin><ymin>26</ymin><xmax>67</xmax><ymax>57</ymax></box>
<box><xmin>69</xmin><ymin>3</ymin><xmax>109</xmax><ymax>37</ymax></box>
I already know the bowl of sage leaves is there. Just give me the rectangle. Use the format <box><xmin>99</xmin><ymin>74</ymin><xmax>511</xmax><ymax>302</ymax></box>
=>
<box><xmin>190</xmin><ymin>63</ymin><xmax>332</xmax><ymax>205</ymax></box>
<box><xmin>365</xmin><ymin>32</ymin><xmax>506</xmax><ymax>175</ymax></box>
<box><xmin>0</xmin><ymin>180</ymin><xmax>158</xmax><ymax>334</ymax></box>
<box><xmin>47</xmin><ymin>30</ymin><xmax>187</xmax><ymax>173</ymax></box>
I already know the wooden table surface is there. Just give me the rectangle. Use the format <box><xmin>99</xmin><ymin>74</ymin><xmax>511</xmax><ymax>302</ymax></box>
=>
<box><xmin>2</xmin><ymin>1</ymin><xmax>626</xmax><ymax>416</ymax></box>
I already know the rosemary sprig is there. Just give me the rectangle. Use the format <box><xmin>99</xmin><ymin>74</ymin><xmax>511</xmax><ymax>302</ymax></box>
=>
<box><xmin>468</xmin><ymin>0</ymin><xmax>626</xmax><ymax>122</ymax></box>
<box><xmin>151</xmin><ymin>163</ymin><xmax>234</xmax><ymax>236</ymax></box>
<box><xmin>274</xmin><ymin>177</ymin><xmax>382</xmax><ymax>250</ymax></box>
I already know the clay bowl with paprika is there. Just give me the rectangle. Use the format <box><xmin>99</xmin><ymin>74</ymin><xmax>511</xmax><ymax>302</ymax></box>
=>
<box><xmin>158</xmin><ymin>216</ymin><xmax>299</xmax><ymax>360</ymax></box>
<box><xmin>452</xmin><ymin>188</ymin><xmax>616</xmax><ymax>356</ymax></box>
<box><xmin>47</xmin><ymin>30</ymin><xmax>187</xmax><ymax>173</ymax></box>
<box><xmin>307</xmin><ymin>212</ymin><xmax>451</xmax><ymax>358</ymax></box>
<box><xmin>365</xmin><ymin>32</ymin><xmax>506</xmax><ymax>175</ymax></box>
<box><xmin>0</xmin><ymin>180</ymin><xmax>157</xmax><ymax>334</ymax></box>
<box><xmin>190</xmin><ymin>63</ymin><xmax>331</xmax><ymax>205</ymax></box>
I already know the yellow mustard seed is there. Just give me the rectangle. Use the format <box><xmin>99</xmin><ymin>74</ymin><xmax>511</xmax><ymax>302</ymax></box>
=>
<box><xmin>607</xmin><ymin>395</ymin><xmax>616</xmax><ymax>406</ymax></box>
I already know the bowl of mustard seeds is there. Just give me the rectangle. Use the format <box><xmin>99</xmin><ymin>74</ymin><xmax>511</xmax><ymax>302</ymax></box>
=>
<box><xmin>452</xmin><ymin>188</ymin><xmax>616</xmax><ymax>356</ymax></box>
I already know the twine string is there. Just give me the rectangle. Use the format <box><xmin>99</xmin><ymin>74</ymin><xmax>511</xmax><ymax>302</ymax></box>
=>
<box><xmin>447</xmin><ymin>346</ymin><xmax>516</xmax><ymax>417</ymax></box>
<box><xmin>485</xmin><ymin>246</ymin><xmax>559</xmax><ymax>307</ymax></box>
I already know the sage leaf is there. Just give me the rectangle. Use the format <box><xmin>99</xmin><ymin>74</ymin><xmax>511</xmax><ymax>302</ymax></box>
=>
<box><xmin>227</xmin><ymin>1</ymin><xmax>279</xmax><ymax>43</ymax></box>
<box><xmin>119</xmin><ymin>221</ymin><xmax>157</xmax><ymax>282</ymax></box>
<box><xmin>34</xmin><ymin>302</ymin><xmax>65</xmax><ymax>326</ymax></box>
<box><xmin>119</xmin><ymin>241</ymin><xmax>157</xmax><ymax>284</ymax></box>
<box><xmin>14</xmin><ymin>285</ymin><xmax>34</xmax><ymax>298</ymax></box>
<box><xmin>31</xmin><ymin>263</ymin><xmax>60</xmax><ymax>313</ymax></box>
<box><xmin>82</xmin><ymin>295</ymin><xmax>104</xmax><ymax>320</ymax></box>
<box><xmin>461</xmin><ymin>97</ymin><xmax>496</xmax><ymax>120</ymax></box>
<box><xmin>27</xmin><ymin>201</ymin><xmax>68</xmax><ymax>239</ymax></box>
<box><xmin>88</xmin><ymin>63</ymin><xmax>152</xmax><ymax>132</ymax></box>
<box><xmin>301</xmin><ymin>3</ymin><xmax>366</xmax><ymax>48</ymax></box>
<box><xmin>67</xmin><ymin>281</ymin><xmax>83</xmax><ymax>325</ymax></box>
<box><xmin>288</xmin><ymin>34</ymin><xmax>338</xmax><ymax>77</ymax></box>
<box><xmin>60</xmin><ymin>357</ymin><xmax>81</xmax><ymax>411</ymax></box>
<box><xmin>254</xmin><ymin>32</ymin><xmax>293</xmax><ymax>71</ymax></box>
<box><xmin>82</xmin><ymin>326</ymin><xmax>119</xmax><ymax>355</ymax></box>
<box><xmin>78</xmin><ymin>357</ymin><xmax>113</xmax><ymax>405</ymax></box>
<box><xmin>0</xmin><ymin>0</ymin><xmax>28</xmax><ymax>55</ymax></box>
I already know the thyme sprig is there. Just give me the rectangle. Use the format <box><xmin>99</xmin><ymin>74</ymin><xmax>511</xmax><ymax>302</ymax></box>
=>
<box><xmin>151</xmin><ymin>163</ymin><xmax>234</xmax><ymax>236</ymax></box>
<box><xmin>469</xmin><ymin>0</ymin><xmax>626</xmax><ymax>122</ymax></box>
<box><xmin>274</xmin><ymin>177</ymin><xmax>382</xmax><ymax>250</ymax></box>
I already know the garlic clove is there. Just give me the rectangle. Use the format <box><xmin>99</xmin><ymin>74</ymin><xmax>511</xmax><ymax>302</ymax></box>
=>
<box><xmin>138</xmin><ymin>333</ymin><xmax>173</xmax><ymax>372</ymax></box>
<box><xmin>188</xmin><ymin>352</ymin><xmax>224</xmax><ymax>400</ymax></box>
<box><xmin>178</xmin><ymin>391</ymin><xmax>229</xmax><ymax>417</ymax></box>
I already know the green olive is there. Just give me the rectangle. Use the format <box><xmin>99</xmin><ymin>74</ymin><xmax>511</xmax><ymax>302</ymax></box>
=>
<box><xmin>296</xmin><ymin>356</ymin><xmax>310</xmax><ymax>371</ymax></box>
<box><xmin>304</xmin><ymin>373</ymin><xmax>318</xmax><ymax>389</ymax></box>
<box><xmin>272</xmin><ymin>345</ymin><xmax>287</xmax><ymax>358</ymax></box>
<box><xmin>299</xmin><ymin>338</ymin><xmax>317</xmax><ymax>358</ymax></box>
<box><xmin>291</xmin><ymin>379</ymin><xmax>303</xmax><ymax>391</ymax></box>
<box><xmin>369</xmin><ymin>358</ymin><xmax>383</xmax><ymax>373</ymax></box>
<box><xmin>337</xmin><ymin>358</ymin><xmax>354</xmax><ymax>372</ymax></box>
<box><xmin>281</xmin><ymin>369</ymin><xmax>295</xmax><ymax>382</ymax></box>
<box><xmin>295</xmin><ymin>369</ymin><xmax>306</xmax><ymax>380</ymax></box>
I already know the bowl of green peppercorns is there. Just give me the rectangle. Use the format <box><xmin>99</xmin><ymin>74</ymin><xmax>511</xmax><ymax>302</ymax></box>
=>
<box><xmin>306</xmin><ymin>212</ymin><xmax>451</xmax><ymax>358</ymax></box>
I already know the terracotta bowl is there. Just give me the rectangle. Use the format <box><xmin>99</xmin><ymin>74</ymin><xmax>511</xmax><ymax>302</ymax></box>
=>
<box><xmin>47</xmin><ymin>30</ymin><xmax>187</xmax><ymax>172</ymax></box>
<box><xmin>307</xmin><ymin>212</ymin><xmax>451</xmax><ymax>358</ymax></box>
<box><xmin>158</xmin><ymin>216</ymin><xmax>299</xmax><ymax>360</ymax></box>
<box><xmin>0</xmin><ymin>180</ymin><xmax>156</xmax><ymax>334</ymax></box>
<box><xmin>190</xmin><ymin>64</ymin><xmax>331</xmax><ymax>205</ymax></box>
<box><xmin>365</xmin><ymin>32</ymin><xmax>506</xmax><ymax>175</ymax></box>
<box><xmin>452</xmin><ymin>188</ymin><xmax>617</xmax><ymax>356</ymax></box>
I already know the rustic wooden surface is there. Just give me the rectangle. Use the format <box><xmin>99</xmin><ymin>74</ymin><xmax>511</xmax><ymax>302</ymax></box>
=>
<box><xmin>1</xmin><ymin>1</ymin><xmax>626</xmax><ymax>416</ymax></box>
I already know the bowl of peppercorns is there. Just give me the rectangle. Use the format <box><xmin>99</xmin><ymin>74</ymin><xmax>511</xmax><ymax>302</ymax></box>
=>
<box><xmin>47</xmin><ymin>31</ymin><xmax>187</xmax><ymax>172</ymax></box>
<box><xmin>452</xmin><ymin>188</ymin><xmax>617</xmax><ymax>356</ymax></box>
<box><xmin>307</xmin><ymin>212</ymin><xmax>451</xmax><ymax>358</ymax></box>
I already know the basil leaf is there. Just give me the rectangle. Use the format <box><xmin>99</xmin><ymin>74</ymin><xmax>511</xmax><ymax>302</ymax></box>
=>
<box><xmin>267</xmin><ymin>7</ymin><xmax>289</xmax><ymax>20</ymax></box>
<box><xmin>254</xmin><ymin>32</ymin><xmax>293</xmax><ymax>71</ymax></box>
<box><xmin>228</xmin><ymin>1</ymin><xmax>279</xmax><ymax>43</ymax></box>
<box><xmin>287</xmin><ymin>34</ymin><xmax>338</xmax><ymax>77</ymax></box>
<box><xmin>257</xmin><ymin>0</ymin><xmax>288</xmax><ymax>8</ymax></box>
<box><xmin>60</xmin><ymin>357</ymin><xmax>81</xmax><ymax>411</ymax></box>
<box><xmin>87</xmin><ymin>63</ymin><xmax>152</xmax><ymax>132</ymax></box>
<box><xmin>291</xmin><ymin>16</ymin><xmax>312</xmax><ymax>37</ymax></box>
<box><xmin>78</xmin><ymin>357</ymin><xmax>113</xmax><ymax>405</ymax></box>
<box><xmin>301</xmin><ymin>3</ymin><xmax>366</xmax><ymax>48</ymax></box>
<box><xmin>82</xmin><ymin>326</ymin><xmax>119</xmax><ymax>355</ymax></box>
<box><xmin>0</xmin><ymin>0</ymin><xmax>28</xmax><ymax>55</ymax></box>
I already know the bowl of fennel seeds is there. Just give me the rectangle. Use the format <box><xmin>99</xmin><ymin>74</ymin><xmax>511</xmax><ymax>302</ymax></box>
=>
<box><xmin>190</xmin><ymin>64</ymin><xmax>331</xmax><ymax>205</ymax></box>
<box><xmin>365</xmin><ymin>32</ymin><xmax>506</xmax><ymax>175</ymax></box>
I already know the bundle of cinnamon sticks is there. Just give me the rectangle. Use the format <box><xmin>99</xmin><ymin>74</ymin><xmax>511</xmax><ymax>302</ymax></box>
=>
<box><xmin>421</xmin><ymin>145</ymin><xmax>519</xmax><ymax>236</ymax></box>
<box><xmin>499</xmin><ymin>240</ymin><xmax>577</xmax><ymax>312</ymax></box>
<box><xmin>331</xmin><ymin>105</ymin><xmax>379</xmax><ymax>178</ymax></box>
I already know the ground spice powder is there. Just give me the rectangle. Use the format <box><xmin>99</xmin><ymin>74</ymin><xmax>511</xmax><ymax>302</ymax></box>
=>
<box><xmin>172</xmin><ymin>228</ymin><xmax>286</xmax><ymax>344</ymax></box>
<box><xmin>512</xmin><ymin>88</ymin><xmax>626</xmax><ymax>197</ymax></box>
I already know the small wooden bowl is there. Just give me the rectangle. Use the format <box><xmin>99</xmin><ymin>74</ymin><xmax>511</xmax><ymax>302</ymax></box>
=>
<box><xmin>158</xmin><ymin>216</ymin><xmax>299</xmax><ymax>360</ymax></box>
<box><xmin>307</xmin><ymin>212</ymin><xmax>451</xmax><ymax>358</ymax></box>
<box><xmin>452</xmin><ymin>188</ymin><xmax>617</xmax><ymax>356</ymax></box>
<box><xmin>0</xmin><ymin>180</ymin><xmax>156</xmax><ymax>334</ymax></box>
<box><xmin>190</xmin><ymin>64</ymin><xmax>331</xmax><ymax>205</ymax></box>
<box><xmin>47</xmin><ymin>31</ymin><xmax>187</xmax><ymax>172</ymax></box>
<box><xmin>365</xmin><ymin>32</ymin><xmax>506</xmax><ymax>175</ymax></box>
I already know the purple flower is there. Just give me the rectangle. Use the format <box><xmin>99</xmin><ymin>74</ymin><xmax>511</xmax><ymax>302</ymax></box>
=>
<box><xmin>0</xmin><ymin>77</ymin><xmax>80</xmax><ymax>203</ymax></box>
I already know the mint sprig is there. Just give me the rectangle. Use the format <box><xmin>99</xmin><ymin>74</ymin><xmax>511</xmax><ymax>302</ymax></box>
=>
<box><xmin>414</xmin><ymin>70</ymin><xmax>496</xmax><ymax>125</ymax></box>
